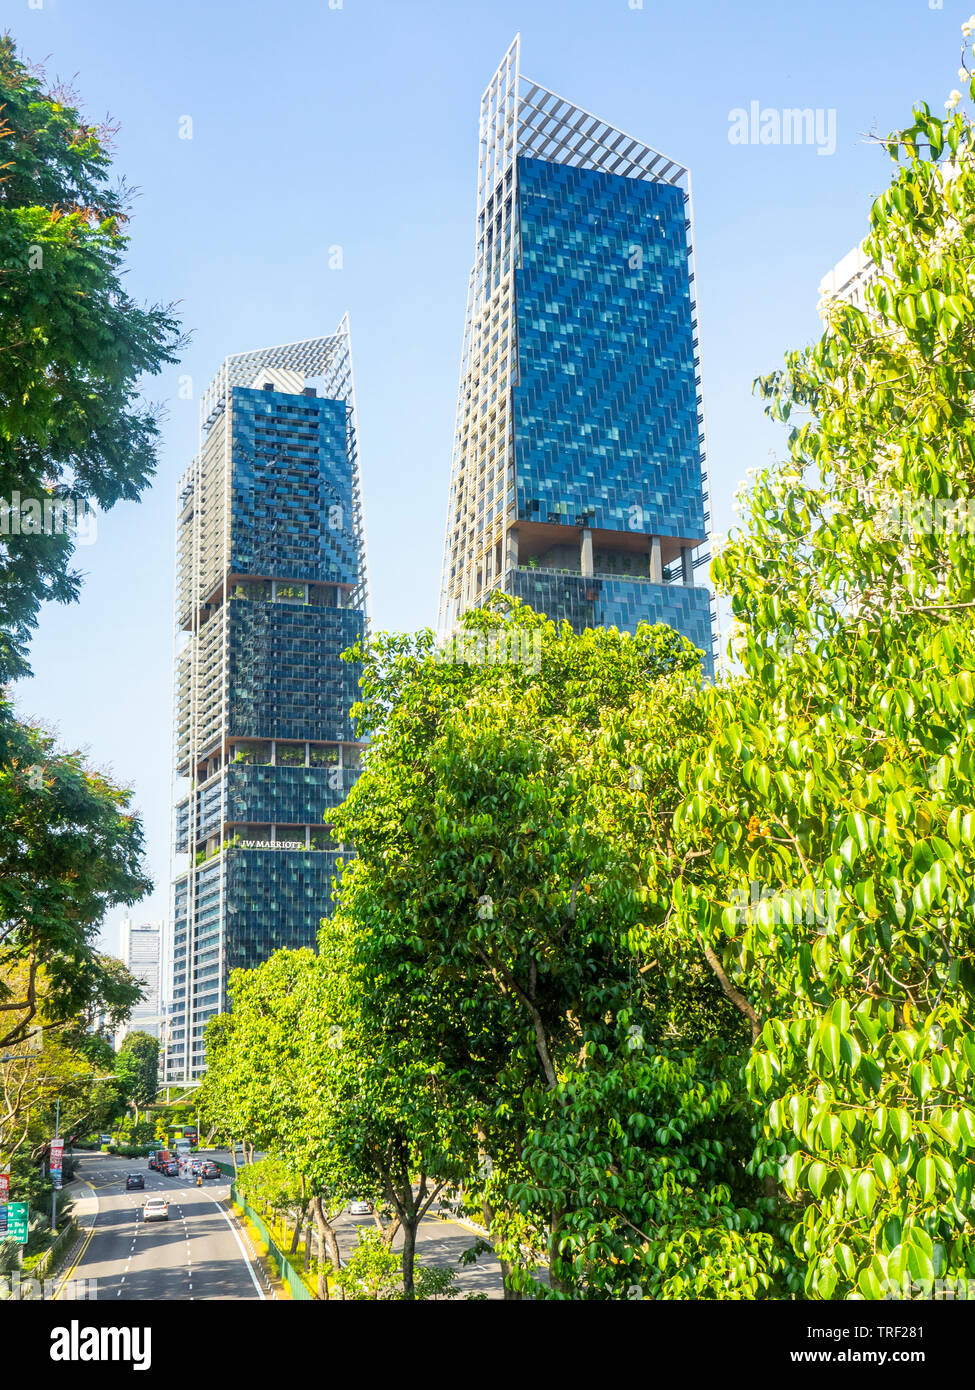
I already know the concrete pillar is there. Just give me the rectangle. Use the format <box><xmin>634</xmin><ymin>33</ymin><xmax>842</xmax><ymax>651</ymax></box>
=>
<box><xmin>581</xmin><ymin>528</ymin><xmax>593</xmax><ymax>578</ymax></box>
<box><xmin>505</xmin><ymin>526</ymin><xmax>519</xmax><ymax>571</ymax></box>
<box><xmin>649</xmin><ymin>536</ymin><xmax>663</xmax><ymax>584</ymax></box>
<box><xmin>681</xmin><ymin>546</ymin><xmax>694</xmax><ymax>585</ymax></box>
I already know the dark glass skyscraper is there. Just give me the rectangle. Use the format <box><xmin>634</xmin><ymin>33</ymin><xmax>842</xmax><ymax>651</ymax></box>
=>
<box><xmin>167</xmin><ymin>324</ymin><xmax>368</xmax><ymax>1083</ymax></box>
<box><xmin>438</xmin><ymin>38</ymin><xmax>713</xmax><ymax>660</ymax></box>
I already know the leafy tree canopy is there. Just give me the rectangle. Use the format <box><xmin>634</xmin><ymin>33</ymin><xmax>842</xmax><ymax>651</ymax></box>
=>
<box><xmin>0</xmin><ymin>34</ymin><xmax>182</xmax><ymax>680</ymax></box>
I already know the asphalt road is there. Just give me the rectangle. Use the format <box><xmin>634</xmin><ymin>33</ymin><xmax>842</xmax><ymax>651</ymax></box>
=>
<box><xmin>334</xmin><ymin>1204</ymin><xmax>503</xmax><ymax>1300</ymax></box>
<box><xmin>55</xmin><ymin>1151</ymin><xmax>502</xmax><ymax>1300</ymax></box>
<box><xmin>55</xmin><ymin>1152</ymin><xmax>264</xmax><ymax>1302</ymax></box>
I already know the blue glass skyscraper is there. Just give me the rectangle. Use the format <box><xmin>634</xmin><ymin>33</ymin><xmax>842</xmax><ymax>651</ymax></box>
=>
<box><xmin>166</xmin><ymin>324</ymin><xmax>368</xmax><ymax>1082</ymax></box>
<box><xmin>438</xmin><ymin>38</ymin><xmax>713</xmax><ymax>660</ymax></box>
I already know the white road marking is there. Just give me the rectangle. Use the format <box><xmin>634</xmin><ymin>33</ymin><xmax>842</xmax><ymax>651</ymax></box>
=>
<box><xmin>214</xmin><ymin>1202</ymin><xmax>266</xmax><ymax>1300</ymax></box>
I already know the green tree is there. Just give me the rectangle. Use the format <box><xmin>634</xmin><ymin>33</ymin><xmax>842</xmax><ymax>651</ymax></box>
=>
<box><xmin>305</xmin><ymin>913</ymin><xmax>461</xmax><ymax>1300</ymax></box>
<box><xmin>200</xmin><ymin>951</ymin><xmax>354</xmax><ymax>1295</ymax></box>
<box><xmin>327</xmin><ymin>601</ymin><xmax>778</xmax><ymax>1298</ymax></box>
<box><xmin>0</xmin><ymin>718</ymin><xmax>149</xmax><ymax>1053</ymax></box>
<box><xmin>0</xmin><ymin>36</ymin><xmax>181</xmax><ymax>680</ymax></box>
<box><xmin>0</xmin><ymin>971</ymin><xmax>138</xmax><ymax>1177</ymax></box>
<box><xmin>677</xmin><ymin>29</ymin><xmax>975</xmax><ymax>1299</ymax></box>
<box><xmin>118</xmin><ymin>1031</ymin><xmax>159</xmax><ymax>1112</ymax></box>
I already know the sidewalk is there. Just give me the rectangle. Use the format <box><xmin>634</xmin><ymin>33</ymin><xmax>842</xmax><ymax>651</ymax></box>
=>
<box><xmin>43</xmin><ymin>1177</ymin><xmax>99</xmax><ymax>1299</ymax></box>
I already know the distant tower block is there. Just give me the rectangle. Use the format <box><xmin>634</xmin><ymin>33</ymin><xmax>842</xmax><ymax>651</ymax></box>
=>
<box><xmin>166</xmin><ymin>321</ymin><xmax>370</xmax><ymax>1083</ymax></box>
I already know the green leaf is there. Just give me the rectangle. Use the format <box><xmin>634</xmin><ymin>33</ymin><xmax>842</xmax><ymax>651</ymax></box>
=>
<box><xmin>916</xmin><ymin>1155</ymin><xmax>937</xmax><ymax>1202</ymax></box>
<box><xmin>807</xmin><ymin>1161</ymin><xmax>829</xmax><ymax>1199</ymax></box>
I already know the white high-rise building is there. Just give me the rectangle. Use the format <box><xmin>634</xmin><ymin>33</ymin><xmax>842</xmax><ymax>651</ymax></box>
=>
<box><xmin>117</xmin><ymin>918</ymin><xmax>164</xmax><ymax>1045</ymax></box>
<box><xmin>818</xmin><ymin>242</ymin><xmax>878</xmax><ymax>315</ymax></box>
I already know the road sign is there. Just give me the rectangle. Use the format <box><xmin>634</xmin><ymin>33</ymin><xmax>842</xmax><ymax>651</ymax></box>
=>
<box><xmin>7</xmin><ymin>1201</ymin><xmax>28</xmax><ymax>1244</ymax></box>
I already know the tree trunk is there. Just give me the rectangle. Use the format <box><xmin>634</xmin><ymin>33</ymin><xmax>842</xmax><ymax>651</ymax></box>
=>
<box><xmin>310</xmin><ymin>1194</ymin><xmax>342</xmax><ymax>1300</ymax></box>
<box><xmin>548</xmin><ymin>1204</ymin><xmax>566</xmax><ymax>1296</ymax></box>
<box><xmin>401</xmin><ymin>1221</ymin><xmax>417</xmax><ymax>1301</ymax></box>
<box><xmin>480</xmin><ymin>1194</ymin><xmax>522</xmax><ymax>1300</ymax></box>
<box><xmin>476</xmin><ymin>1125</ymin><xmax>523</xmax><ymax>1301</ymax></box>
<box><xmin>374</xmin><ymin>1211</ymin><xmax>401</xmax><ymax>1246</ymax></box>
<box><xmin>293</xmin><ymin>1179</ymin><xmax>307</xmax><ymax>1257</ymax></box>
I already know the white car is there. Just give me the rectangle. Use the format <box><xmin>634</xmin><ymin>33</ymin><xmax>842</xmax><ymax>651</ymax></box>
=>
<box><xmin>348</xmin><ymin>1199</ymin><xmax>373</xmax><ymax>1215</ymax></box>
<box><xmin>142</xmin><ymin>1198</ymin><xmax>169</xmax><ymax>1222</ymax></box>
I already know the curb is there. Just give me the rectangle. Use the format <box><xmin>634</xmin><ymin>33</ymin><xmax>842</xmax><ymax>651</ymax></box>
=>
<box><xmin>226</xmin><ymin>1202</ymin><xmax>277</xmax><ymax>1300</ymax></box>
<box><xmin>435</xmin><ymin>1211</ymin><xmax>491</xmax><ymax>1240</ymax></box>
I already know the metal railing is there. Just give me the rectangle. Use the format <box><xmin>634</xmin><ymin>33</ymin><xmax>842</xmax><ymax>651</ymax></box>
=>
<box><xmin>230</xmin><ymin>1184</ymin><xmax>314</xmax><ymax>1301</ymax></box>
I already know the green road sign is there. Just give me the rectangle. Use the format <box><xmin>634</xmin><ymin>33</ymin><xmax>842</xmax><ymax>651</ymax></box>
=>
<box><xmin>7</xmin><ymin>1201</ymin><xmax>28</xmax><ymax>1244</ymax></box>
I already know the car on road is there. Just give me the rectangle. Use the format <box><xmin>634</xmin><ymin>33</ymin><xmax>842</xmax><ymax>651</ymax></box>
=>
<box><xmin>189</xmin><ymin>1159</ymin><xmax>204</xmax><ymax>1174</ymax></box>
<box><xmin>348</xmin><ymin>1199</ymin><xmax>374</xmax><ymax>1215</ymax></box>
<box><xmin>199</xmin><ymin>1162</ymin><xmax>221</xmax><ymax>1179</ymax></box>
<box><xmin>142</xmin><ymin>1198</ymin><xmax>169</xmax><ymax>1222</ymax></box>
<box><xmin>125</xmin><ymin>1174</ymin><xmax>145</xmax><ymax>1190</ymax></box>
<box><xmin>164</xmin><ymin>1162</ymin><xmax>179</xmax><ymax>1177</ymax></box>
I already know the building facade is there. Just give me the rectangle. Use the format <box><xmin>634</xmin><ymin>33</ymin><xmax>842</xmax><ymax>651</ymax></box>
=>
<box><xmin>166</xmin><ymin>323</ymin><xmax>369</xmax><ymax>1083</ymax></box>
<box><xmin>818</xmin><ymin>242</ymin><xmax>878</xmax><ymax>315</ymax></box>
<box><xmin>116</xmin><ymin>918</ymin><xmax>163</xmax><ymax>1046</ymax></box>
<box><xmin>438</xmin><ymin>37</ymin><xmax>713</xmax><ymax>659</ymax></box>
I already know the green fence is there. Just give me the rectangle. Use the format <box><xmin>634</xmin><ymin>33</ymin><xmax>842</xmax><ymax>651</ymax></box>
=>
<box><xmin>26</xmin><ymin>1218</ymin><xmax>77</xmax><ymax>1283</ymax></box>
<box><xmin>231</xmin><ymin>1184</ymin><xmax>314</xmax><ymax>1301</ymax></box>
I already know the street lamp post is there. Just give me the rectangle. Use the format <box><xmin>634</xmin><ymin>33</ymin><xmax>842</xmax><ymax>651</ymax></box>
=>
<box><xmin>50</xmin><ymin>1095</ymin><xmax>60</xmax><ymax>1233</ymax></box>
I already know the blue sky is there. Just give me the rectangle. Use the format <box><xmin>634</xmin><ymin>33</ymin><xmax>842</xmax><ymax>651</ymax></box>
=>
<box><xmin>6</xmin><ymin>0</ymin><xmax>967</xmax><ymax>951</ymax></box>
